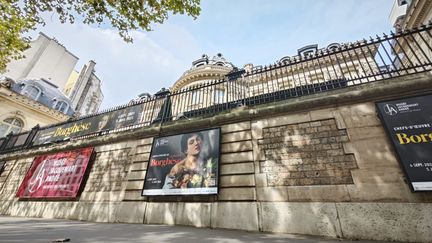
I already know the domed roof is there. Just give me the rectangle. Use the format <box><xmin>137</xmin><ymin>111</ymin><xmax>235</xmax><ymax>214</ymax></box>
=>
<box><xmin>10</xmin><ymin>78</ymin><xmax>75</xmax><ymax>116</ymax></box>
<box><xmin>171</xmin><ymin>53</ymin><xmax>236</xmax><ymax>92</ymax></box>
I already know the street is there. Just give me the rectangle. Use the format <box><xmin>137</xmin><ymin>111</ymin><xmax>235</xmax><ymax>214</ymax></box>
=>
<box><xmin>0</xmin><ymin>216</ymin><xmax>392</xmax><ymax>243</ymax></box>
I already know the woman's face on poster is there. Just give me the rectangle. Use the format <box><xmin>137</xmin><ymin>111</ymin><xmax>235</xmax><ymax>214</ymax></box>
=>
<box><xmin>186</xmin><ymin>134</ymin><xmax>202</xmax><ymax>156</ymax></box>
<box><xmin>98</xmin><ymin>115</ymin><xmax>110</xmax><ymax>130</ymax></box>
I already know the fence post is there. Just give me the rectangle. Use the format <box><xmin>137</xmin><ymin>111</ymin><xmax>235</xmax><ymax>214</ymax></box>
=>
<box><xmin>24</xmin><ymin>124</ymin><xmax>40</xmax><ymax>148</ymax></box>
<box><xmin>154</xmin><ymin>88</ymin><xmax>171</xmax><ymax>123</ymax></box>
<box><xmin>0</xmin><ymin>132</ymin><xmax>13</xmax><ymax>152</ymax></box>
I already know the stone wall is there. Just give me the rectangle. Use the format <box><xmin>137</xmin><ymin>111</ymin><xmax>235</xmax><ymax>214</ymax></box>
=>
<box><xmin>1</xmin><ymin>74</ymin><xmax>432</xmax><ymax>242</ymax></box>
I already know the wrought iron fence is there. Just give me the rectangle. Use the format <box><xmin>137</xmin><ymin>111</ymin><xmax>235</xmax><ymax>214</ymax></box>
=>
<box><xmin>1</xmin><ymin>23</ymin><xmax>432</xmax><ymax>154</ymax></box>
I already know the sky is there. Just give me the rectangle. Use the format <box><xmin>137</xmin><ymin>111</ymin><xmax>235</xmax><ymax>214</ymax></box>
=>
<box><xmin>32</xmin><ymin>0</ymin><xmax>395</xmax><ymax>110</ymax></box>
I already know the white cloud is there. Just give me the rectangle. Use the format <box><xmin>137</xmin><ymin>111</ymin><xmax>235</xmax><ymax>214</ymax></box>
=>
<box><xmin>35</xmin><ymin>20</ymin><xmax>198</xmax><ymax>109</ymax></box>
<box><xmin>27</xmin><ymin>0</ymin><xmax>395</xmax><ymax>110</ymax></box>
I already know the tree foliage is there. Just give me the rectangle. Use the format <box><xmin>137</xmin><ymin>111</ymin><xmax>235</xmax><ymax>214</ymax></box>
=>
<box><xmin>0</xmin><ymin>0</ymin><xmax>201</xmax><ymax>73</ymax></box>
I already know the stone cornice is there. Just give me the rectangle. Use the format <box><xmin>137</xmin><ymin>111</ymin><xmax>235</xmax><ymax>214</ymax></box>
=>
<box><xmin>402</xmin><ymin>0</ymin><xmax>431</xmax><ymax>29</ymax></box>
<box><xmin>0</xmin><ymin>87</ymin><xmax>69</xmax><ymax>121</ymax></box>
<box><xmin>172</xmin><ymin>65</ymin><xmax>232</xmax><ymax>92</ymax></box>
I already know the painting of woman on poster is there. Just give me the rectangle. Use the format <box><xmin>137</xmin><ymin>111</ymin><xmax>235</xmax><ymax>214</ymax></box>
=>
<box><xmin>162</xmin><ymin>132</ymin><xmax>216</xmax><ymax>189</ymax></box>
<box><xmin>142</xmin><ymin>128</ymin><xmax>220</xmax><ymax>196</ymax></box>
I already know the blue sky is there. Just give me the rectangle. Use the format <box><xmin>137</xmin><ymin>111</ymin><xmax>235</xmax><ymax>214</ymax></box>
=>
<box><xmin>34</xmin><ymin>0</ymin><xmax>395</xmax><ymax>110</ymax></box>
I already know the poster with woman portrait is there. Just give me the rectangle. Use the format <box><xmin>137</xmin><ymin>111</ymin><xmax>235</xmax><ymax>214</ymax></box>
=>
<box><xmin>142</xmin><ymin>128</ymin><xmax>220</xmax><ymax>196</ymax></box>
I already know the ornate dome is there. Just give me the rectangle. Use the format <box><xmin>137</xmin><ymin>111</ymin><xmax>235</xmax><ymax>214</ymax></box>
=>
<box><xmin>171</xmin><ymin>53</ymin><xmax>236</xmax><ymax>92</ymax></box>
<box><xmin>10</xmin><ymin>78</ymin><xmax>75</xmax><ymax>116</ymax></box>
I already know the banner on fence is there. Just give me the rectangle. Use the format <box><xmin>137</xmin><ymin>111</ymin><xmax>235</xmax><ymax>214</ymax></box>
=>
<box><xmin>16</xmin><ymin>147</ymin><xmax>94</xmax><ymax>198</ymax></box>
<box><xmin>33</xmin><ymin>105</ymin><xmax>145</xmax><ymax>145</ymax></box>
<box><xmin>142</xmin><ymin>128</ymin><xmax>220</xmax><ymax>196</ymax></box>
<box><xmin>376</xmin><ymin>94</ymin><xmax>432</xmax><ymax>191</ymax></box>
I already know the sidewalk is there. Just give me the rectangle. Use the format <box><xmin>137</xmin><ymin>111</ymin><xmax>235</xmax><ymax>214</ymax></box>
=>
<box><xmin>0</xmin><ymin>216</ymin><xmax>391</xmax><ymax>243</ymax></box>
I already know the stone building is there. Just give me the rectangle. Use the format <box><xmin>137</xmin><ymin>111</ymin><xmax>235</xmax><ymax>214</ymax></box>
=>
<box><xmin>4</xmin><ymin>33</ymin><xmax>79</xmax><ymax>90</ymax></box>
<box><xmin>169</xmin><ymin>53</ymin><xmax>239</xmax><ymax>116</ymax></box>
<box><xmin>0</xmin><ymin>78</ymin><xmax>70</xmax><ymax>137</ymax></box>
<box><xmin>167</xmin><ymin>44</ymin><xmax>378</xmax><ymax>120</ymax></box>
<box><xmin>389</xmin><ymin>0</ymin><xmax>432</xmax><ymax>66</ymax></box>
<box><xmin>3</xmin><ymin>33</ymin><xmax>104</xmax><ymax>117</ymax></box>
<box><xmin>65</xmin><ymin>61</ymin><xmax>104</xmax><ymax>116</ymax></box>
<box><xmin>244</xmin><ymin>43</ymin><xmax>379</xmax><ymax>96</ymax></box>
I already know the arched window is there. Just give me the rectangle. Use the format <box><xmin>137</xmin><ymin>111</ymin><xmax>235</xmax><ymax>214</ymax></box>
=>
<box><xmin>23</xmin><ymin>85</ymin><xmax>41</xmax><ymax>100</ymax></box>
<box><xmin>0</xmin><ymin>117</ymin><xmax>23</xmax><ymax>137</ymax></box>
<box><xmin>53</xmin><ymin>100</ymin><xmax>69</xmax><ymax>113</ymax></box>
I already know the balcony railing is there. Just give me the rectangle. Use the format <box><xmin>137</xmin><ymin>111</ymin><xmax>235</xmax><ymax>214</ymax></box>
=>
<box><xmin>1</xmin><ymin>23</ymin><xmax>432</xmax><ymax>154</ymax></box>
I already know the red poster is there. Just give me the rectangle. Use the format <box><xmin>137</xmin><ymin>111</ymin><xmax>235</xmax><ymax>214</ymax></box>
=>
<box><xmin>16</xmin><ymin>147</ymin><xmax>94</xmax><ymax>198</ymax></box>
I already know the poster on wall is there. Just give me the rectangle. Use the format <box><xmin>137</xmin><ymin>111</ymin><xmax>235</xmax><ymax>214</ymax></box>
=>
<box><xmin>16</xmin><ymin>147</ymin><xmax>94</xmax><ymax>198</ymax></box>
<box><xmin>142</xmin><ymin>128</ymin><xmax>220</xmax><ymax>196</ymax></box>
<box><xmin>33</xmin><ymin>104</ymin><xmax>145</xmax><ymax>145</ymax></box>
<box><xmin>376</xmin><ymin>94</ymin><xmax>432</xmax><ymax>191</ymax></box>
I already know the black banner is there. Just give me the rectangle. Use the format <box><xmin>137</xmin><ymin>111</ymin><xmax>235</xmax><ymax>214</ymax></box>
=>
<box><xmin>376</xmin><ymin>94</ymin><xmax>432</xmax><ymax>191</ymax></box>
<box><xmin>0</xmin><ymin>161</ymin><xmax>5</xmax><ymax>176</ymax></box>
<box><xmin>33</xmin><ymin>105</ymin><xmax>145</xmax><ymax>145</ymax></box>
<box><xmin>142</xmin><ymin>128</ymin><xmax>220</xmax><ymax>196</ymax></box>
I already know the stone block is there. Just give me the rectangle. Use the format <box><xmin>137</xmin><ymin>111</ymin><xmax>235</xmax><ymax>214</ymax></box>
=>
<box><xmin>127</xmin><ymin>170</ymin><xmax>146</xmax><ymax>181</ymax></box>
<box><xmin>256</xmin><ymin>187</ymin><xmax>289</xmax><ymax>201</ymax></box>
<box><xmin>287</xmin><ymin>185</ymin><xmax>350</xmax><ymax>202</ymax></box>
<box><xmin>351</xmin><ymin>169</ymin><xmax>406</xmax><ymax>185</ymax></box>
<box><xmin>336</xmin><ymin>202</ymin><xmax>432</xmax><ymax>242</ymax></box>
<box><xmin>126</xmin><ymin>181</ymin><xmax>145</xmax><ymax>190</ymax></box>
<box><xmin>346</xmin><ymin>182</ymin><xmax>412</xmax><ymax>202</ymax></box>
<box><xmin>123</xmin><ymin>190</ymin><xmax>145</xmax><ymax>201</ymax></box>
<box><xmin>68</xmin><ymin>202</ymin><xmax>92</xmax><ymax>221</ymax></box>
<box><xmin>0</xmin><ymin>200</ymin><xmax>14</xmax><ymax>215</ymax></box>
<box><xmin>255</xmin><ymin>174</ymin><xmax>267</xmax><ymax>187</ymax></box>
<box><xmin>85</xmin><ymin>202</ymin><xmax>113</xmax><ymax>222</ymax></box>
<box><xmin>222</xmin><ymin>131</ymin><xmax>252</xmax><ymax>143</ymax></box>
<box><xmin>309</xmin><ymin>108</ymin><xmax>336</xmax><ymax>121</ymax></box>
<box><xmin>346</xmin><ymin>126</ymin><xmax>386</xmax><ymax>141</ymax></box>
<box><xmin>96</xmin><ymin>142</ymin><xmax>130</xmax><ymax>152</ymax></box>
<box><xmin>175</xmin><ymin>203</ymin><xmax>212</xmax><ymax>227</ymax></box>
<box><xmin>136</xmin><ymin>145</ymin><xmax>152</xmax><ymax>154</ymax></box>
<box><xmin>113</xmin><ymin>201</ymin><xmax>146</xmax><ymax>223</ymax></box>
<box><xmin>144</xmin><ymin>202</ymin><xmax>176</xmax><ymax>225</ymax></box>
<box><xmin>338</xmin><ymin>104</ymin><xmax>381</xmax><ymax>129</ymax></box>
<box><xmin>266</xmin><ymin>112</ymin><xmax>311</xmax><ymax>127</ymax></box>
<box><xmin>343</xmin><ymin>138</ymin><xmax>399</xmax><ymax>169</ymax></box>
<box><xmin>220</xmin><ymin>162</ymin><xmax>254</xmax><ymax>175</ymax></box>
<box><xmin>131</xmin><ymin>153</ymin><xmax>150</xmax><ymax>163</ymax></box>
<box><xmin>251</xmin><ymin>119</ymin><xmax>268</xmax><ymax>139</ymax></box>
<box><xmin>220</xmin><ymin>174</ymin><xmax>255</xmax><ymax>187</ymax></box>
<box><xmin>40</xmin><ymin>202</ymin><xmax>74</xmax><ymax>219</ymax></box>
<box><xmin>221</xmin><ymin>121</ymin><xmax>251</xmax><ymax>133</ymax></box>
<box><xmin>211</xmin><ymin>202</ymin><xmax>259</xmax><ymax>231</ymax></box>
<box><xmin>260</xmin><ymin>202</ymin><xmax>341</xmax><ymax>237</ymax></box>
<box><xmin>221</xmin><ymin>141</ymin><xmax>253</xmax><ymax>153</ymax></box>
<box><xmin>129</xmin><ymin>162</ymin><xmax>148</xmax><ymax>171</ymax></box>
<box><xmin>132</xmin><ymin>137</ymin><xmax>153</xmax><ymax>146</ymax></box>
<box><xmin>221</xmin><ymin>151</ymin><xmax>253</xmax><ymax>164</ymax></box>
<box><xmin>79</xmin><ymin>191</ymin><xmax>122</xmax><ymax>202</ymax></box>
<box><xmin>218</xmin><ymin>188</ymin><xmax>256</xmax><ymax>201</ymax></box>
<box><xmin>10</xmin><ymin>201</ymin><xmax>47</xmax><ymax>218</ymax></box>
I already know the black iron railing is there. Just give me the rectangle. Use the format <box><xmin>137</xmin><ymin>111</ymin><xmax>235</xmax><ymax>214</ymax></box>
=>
<box><xmin>1</xmin><ymin>24</ymin><xmax>432</xmax><ymax>154</ymax></box>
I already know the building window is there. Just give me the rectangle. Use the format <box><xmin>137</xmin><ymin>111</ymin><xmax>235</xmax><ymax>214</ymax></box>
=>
<box><xmin>23</xmin><ymin>85</ymin><xmax>41</xmax><ymax>100</ymax></box>
<box><xmin>53</xmin><ymin>100</ymin><xmax>69</xmax><ymax>113</ymax></box>
<box><xmin>191</xmin><ymin>91</ymin><xmax>200</xmax><ymax>105</ymax></box>
<box><xmin>214</xmin><ymin>89</ymin><xmax>225</xmax><ymax>104</ymax></box>
<box><xmin>0</xmin><ymin>117</ymin><xmax>23</xmax><ymax>137</ymax></box>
